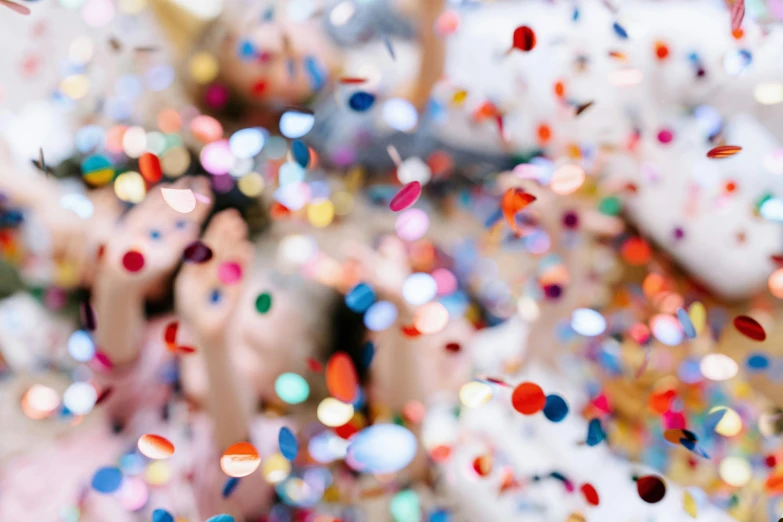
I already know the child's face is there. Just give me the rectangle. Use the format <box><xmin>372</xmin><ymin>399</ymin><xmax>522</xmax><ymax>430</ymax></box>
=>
<box><xmin>216</xmin><ymin>14</ymin><xmax>340</xmax><ymax>107</ymax></box>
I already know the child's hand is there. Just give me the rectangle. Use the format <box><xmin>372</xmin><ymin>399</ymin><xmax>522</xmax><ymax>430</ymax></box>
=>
<box><xmin>102</xmin><ymin>177</ymin><xmax>212</xmax><ymax>299</ymax></box>
<box><xmin>344</xmin><ymin>235</ymin><xmax>411</xmax><ymax>311</ymax></box>
<box><xmin>175</xmin><ymin>209</ymin><xmax>253</xmax><ymax>346</ymax></box>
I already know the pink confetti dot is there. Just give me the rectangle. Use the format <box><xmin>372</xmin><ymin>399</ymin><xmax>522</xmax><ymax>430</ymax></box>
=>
<box><xmin>657</xmin><ymin>129</ymin><xmax>674</xmax><ymax>144</ymax></box>
<box><xmin>218</xmin><ymin>262</ymin><xmax>243</xmax><ymax>284</ymax></box>
<box><xmin>122</xmin><ymin>250</ymin><xmax>145</xmax><ymax>273</ymax></box>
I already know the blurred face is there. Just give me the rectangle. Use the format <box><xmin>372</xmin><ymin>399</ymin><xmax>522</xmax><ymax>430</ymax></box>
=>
<box><xmin>216</xmin><ymin>11</ymin><xmax>341</xmax><ymax>107</ymax></box>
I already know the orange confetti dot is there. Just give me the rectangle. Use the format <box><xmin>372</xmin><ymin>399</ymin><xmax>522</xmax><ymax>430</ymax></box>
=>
<box><xmin>621</xmin><ymin>237</ymin><xmax>652</xmax><ymax>265</ymax></box>
<box><xmin>413</xmin><ymin>302</ymin><xmax>449</xmax><ymax>335</ymax></box>
<box><xmin>511</xmin><ymin>382</ymin><xmax>546</xmax><ymax>415</ymax></box>
<box><xmin>139</xmin><ymin>152</ymin><xmax>162</xmax><ymax>184</ymax></box>
<box><xmin>157</xmin><ymin>108</ymin><xmax>181</xmax><ymax>133</ymax></box>
<box><xmin>137</xmin><ymin>434</ymin><xmax>175</xmax><ymax>459</ymax></box>
<box><xmin>537</xmin><ymin>123</ymin><xmax>552</xmax><ymax>145</ymax></box>
<box><xmin>326</xmin><ymin>352</ymin><xmax>358</xmax><ymax>403</ymax></box>
<box><xmin>220</xmin><ymin>442</ymin><xmax>261</xmax><ymax>477</ymax></box>
<box><xmin>724</xmin><ymin>181</ymin><xmax>738</xmax><ymax>193</ymax></box>
<box><xmin>654</xmin><ymin>41</ymin><xmax>670</xmax><ymax>60</ymax></box>
<box><xmin>554</xmin><ymin>80</ymin><xmax>566</xmax><ymax>98</ymax></box>
<box><xmin>732</xmin><ymin>28</ymin><xmax>744</xmax><ymax>39</ymax></box>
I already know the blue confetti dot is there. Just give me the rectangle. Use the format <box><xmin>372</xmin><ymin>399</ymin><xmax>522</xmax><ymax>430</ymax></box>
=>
<box><xmin>348</xmin><ymin>91</ymin><xmax>375</xmax><ymax>112</ymax></box>
<box><xmin>612</xmin><ymin>21</ymin><xmax>628</xmax><ymax>39</ymax></box>
<box><xmin>205</xmin><ymin>516</ymin><xmax>235</xmax><ymax>522</ymax></box>
<box><xmin>360</xmin><ymin>341</ymin><xmax>375</xmax><ymax>371</ymax></box>
<box><xmin>91</xmin><ymin>466</ymin><xmax>123</xmax><ymax>494</ymax></box>
<box><xmin>291</xmin><ymin>140</ymin><xmax>310</xmax><ymax>168</ymax></box>
<box><xmin>237</xmin><ymin>40</ymin><xmax>256</xmax><ymax>61</ymax></box>
<box><xmin>210</xmin><ymin>289</ymin><xmax>222</xmax><ymax>304</ymax></box>
<box><xmin>746</xmin><ymin>353</ymin><xmax>770</xmax><ymax>372</ymax></box>
<box><xmin>543</xmin><ymin>394</ymin><xmax>569</xmax><ymax>423</ymax></box>
<box><xmin>279</xmin><ymin>426</ymin><xmax>299</xmax><ymax>461</ymax></box>
<box><xmin>364</xmin><ymin>300</ymin><xmax>398</xmax><ymax>332</ymax></box>
<box><xmin>149</xmin><ymin>229</ymin><xmax>161</xmax><ymax>240</ymax></box>
<box><xmin>586</xmin><ymin>418</ymin><xmax>605</xmax><ymax>447</ymax></box>
<box><xmin>152</xmin><ymin>508</ymin><xmax>175</xmax><ymax>522</ymax></box>
<box><xmin>429</xmin><ymin>509</ymin><xmax>451</xmax><ymax>522</ymax></box>
<box><xmin>222</xmin><ymin>477</ymin><xmax>240</xmax><ymax>498</ymax></box>
<box><xmin>346</xmin><ymin>283</ymin><xmax>376</xmax><ymax>313</ymax></box>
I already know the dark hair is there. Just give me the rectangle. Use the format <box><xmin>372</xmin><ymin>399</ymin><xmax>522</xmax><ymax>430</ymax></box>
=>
<box><xmin>323</xmin><ymin>288</ymin><xmax>371</xmax><ymax>386</ymax></box>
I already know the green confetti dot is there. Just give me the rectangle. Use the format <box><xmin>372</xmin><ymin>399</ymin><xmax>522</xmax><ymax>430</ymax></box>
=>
<box><xmin>255</xmin><ymin>292</ymin><xmax>272</xmax><ymax>314</ymax></box>
<box><xmin>598</xmin><ymin>196</ymin><xmax>622</xmax><ymax>216</ymax></box>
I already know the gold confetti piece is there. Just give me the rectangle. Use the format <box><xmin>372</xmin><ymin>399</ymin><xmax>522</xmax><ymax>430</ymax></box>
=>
<box><xmin>683</xmin><ymin>491</ymin><xmax>698</xmax><ymax>518</ymax></box>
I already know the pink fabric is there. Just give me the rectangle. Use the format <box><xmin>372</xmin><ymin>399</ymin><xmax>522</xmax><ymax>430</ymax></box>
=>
<box><xmin>0</xmin><ymin>316</ymin><xmax>275</xmax><ymax>522</ymax></box>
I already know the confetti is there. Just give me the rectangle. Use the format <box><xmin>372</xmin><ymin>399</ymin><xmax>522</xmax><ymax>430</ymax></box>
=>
<box><xmin>707</xmin><ymin>145</ymin><xmax>742</xmax><ymax>158</ymax></box>
<box><xmin>205</xmin><ymin>516</ymin><xmax>234</xmax><ymax>522</ymax></box>
<box><xmin>121</xmin><ymin>250</ymin><xmax>145</xmax><ymax>272</ymax></box>
<box><xmin>586</xmin><ymin>418</ymin><xmax>606</xmax><ymax>446</ymax></box>
<box><xmin>291</xmin><ymin>140</ymin><xmax>310</xmax><ymax>168</ymax></box>
<box><xmin>220</xmin><ymin>442</ymin><xmax>261</xmax><ymax>477</ymax></box>
<box><xmin>390</xmin><ymin>181</ymin><xmax>422</xmax><ymax>212</ymax></box>
<box><xmin>543</xmin><ymin>394</ymin><xmax>569</xmax><ymax>422</ymax></box>
<box><xmin>676</xmin><ymin>307</ymin><xmax>696</xmax><ymax>339</ymax></box>
<box><xmin>346</xmin><ymin>283</ymin><xmax>376</xmax><ymax>313</ymax></box>
<box><xmin>279</xmin><ymin>107</ymin><xmax>315</xmax><ymax>139</ymax></box>
<box><xmin>511</xmin><ymin>25</ymin><xmax>536</xmax><ymax>52</ymax></box>
<box><xmin>580</xmin><ymin>483</ymin><xmax>599</xmax><ymax>506</ymax></box>
<box><xmin>347</xmin><ymin>424</ymin><xmax>417</xmax><ymax>474</ymax></box>
<box><xmin>183</xmin><ymin>240</ymin><xmax>213</xmax><ymax>263</ymax></box>
<box><xmin>152</xmin><ymin>509</ymin><xmax>175</xmax><ymax>522</ymax></box>
<box><xmin>160</xmin><ymin>188</ymin><xmax>196</xmax><ymax>214</ymax></box>
<box><xmin>612</xmin><ymin>21</ymin><xmax>629</xmax><ymax>39</ymax></box>
<box><xmin>139</xmin><ymin>152</ymin><xmax>162</xmax><ymax>183</ymax></box>
<box><xmin>511</xmin><ymin>382</ymin><xmax>546</xmax><ymax>415</ymax></box>
<box><xmin>636</xmin><ymin>475</ymin><xmax>666</xmax><ymax>503</ymax></box>
<box><xmin>278</xmin><ymin>426</ymin><xmax>298</xmax><ymax>461</ymax></box>
<box><xmin>348</xmin><ymin>91</ymin><xmax>375</xmax><ymax>112</ymax></box>
<box><xmin>222</xmin><ymin>477</ymin><xmax>240</xmax><ymax>498</ymax></box>
<box><xmin>255</xmin><ymin>292</ymin><xmax>272</xmax><ymax>314</ymax></box>
<box><xmin>413</xmin><ymin>302</ymin><xmax>449</xmax><ymax>334</ymax></box>
<box><xmin>91</xmin><ymin>466</ymin><xmax>123</xmax><ymax>494</ymax></box>
<box><xmin>683</xmin><ymin>491</ymin><xmax>698</xmax><ymax>518</ymax></box>
<box><xmin>730</xmin><ymin>0</ymin><xmax>745</xmax><ymax>32</ymax></box>
<box><xmin>571</xmin><ymin>309</ymin><xmax>606</xmax><ymax>336</ymax></box>
<box><xmin>0</xmin><ymin>0</ymin><xmax>30</xmax><ymax>15</ymax></box>
<box><xmin>217</xmin><ymin>261</ymin><xmax>243</xmax><ymax>284</ymax></box>
<box><xmin>733</xmin><ymin>315</ymin><xmax>766</xmax><ymax>341</ymax></box>
<box><xmin>275</xmin><ymin>373</ymin><xmax>310</xmax><ymax>404</ymax></box>
<box><xmin>700</xmin><ymin>353</ymin><xmax>738</xmax><ymax>381</ymax></box>
<box><xmin>137</xmin><ymin>434</ymin><xmax>175</xmax><ymax>459</ymax></box>
<box><xmin>326</xmin><ymin>352</ymin><xmax>358</xmax><ymax>403</ymax></box>
<box><xmin>81</xmin><ymin>301</ymin><xmax>97</xmax><ymax>331</ymax></box>
<box><xmin>501</xmin><ymin>188</ymin><xmax>536</xmax><ymax>233</ymax></box>
<box><xmin>317</xmin><ymin>397</ymin><xmax>354</xmax><ymax>427</ymax></box>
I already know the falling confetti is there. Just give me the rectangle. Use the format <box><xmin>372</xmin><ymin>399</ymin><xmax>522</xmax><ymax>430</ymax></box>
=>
<box><xmin>730</xmin><ymin>0</ymin><xmax>745</xmax><ymax>32</ymax></box>
<box><xmin>160</xmin><ymin>187</ymin><xmax>196</xmax><ymax>214</ymax></box>
<box><xmin>733</xmin><ymin>315</ymin><xmax>766</xmax><ymax>341</ymax></box>
<box><xmin>636</xmin><ymin>475</ymin><xmax>666</xmax><ymax>503</ymax></box>
<box><xmin>511</xmin><ymin>25</ymin><xmax>536</xmax><ymax>52</ymax></box>
<box><xmin>707</xmin><ymin>145</ymin><xmax>742</xmax><ymax>158</ymax></box>
<box><xmin>326</xmin><ymin>352</ymin><xmax>359</xmax><ymax>403</ymax></box>
<box><xmin>511</xmin><ymin>382</ymin><xmax>546</xmax><ymax>415</ymax></box>
<box><xmin>501</xmin><ymin>188</ymin><xmax>536</xmax><ymax>233</ymax></box>
<box><xmin>137</xmin><ymin>434</ymin><xmax>175</xmax><ymax>459</ymax></box>
<box><xmin>389</xmin><ymin>181</ymin><xmax>422</xmax><ymax>212</ymax></box>
<box><xmin>220</xmin><ymin>442</ymin><xmax>261</xmax><ymax>478</ymax></box>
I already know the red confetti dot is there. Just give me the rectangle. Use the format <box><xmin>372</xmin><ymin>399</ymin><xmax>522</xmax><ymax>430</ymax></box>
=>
<box><xmin>511</xmin><ymin>382</ymin><xmax>546</xmax><ymax>415</ymax></box>
<box><xmin>122</xmin><ymin>250</ymin><xmax>145</xmax><ymax>273</ymax></box>
<box><xmin>139</xmin><ymin>153</ymin><xmax>162</xmax><ymax>184</ymax></box>
<box><xmin>621</xmin><ymin>237</ymin><xmax>652</xmax><ymax>265</ymax></box>
<box><xmin>733</xmin><ymin>315</ymin><xmax>766</xmax><ymax>342</ymax></box>
<box><xmin>636</xmin><ymin>475</ymin><xmax>666</xmax><ymax>503</ymax></box>
<box><xmin>512</xmin><ymin>25</ymin><xmax>536</xmax><ymax>52</ymax></box>
<box><xmin>580</xmin><ymin>483</ymin><xmax>600</xmax><ymax>506</ymax></box>
<box><xmin>654</xmin><ymin>41</ymin><xmax>670</xmax><ymax>60</ymax></box>
<box><xmin>707</xmin><ymin>145</ymin><xmax>742</xmax><ymax>159</ymax></box>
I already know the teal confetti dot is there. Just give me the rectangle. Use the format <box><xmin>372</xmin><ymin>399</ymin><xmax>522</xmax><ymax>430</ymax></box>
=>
<box><xmin>255</xmin><ymin>292</ymin><xmax>273</xmax><ymax>314</ymax></box>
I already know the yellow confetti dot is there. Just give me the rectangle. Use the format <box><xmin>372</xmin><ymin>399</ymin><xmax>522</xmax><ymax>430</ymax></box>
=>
<box><xmin>238</xmin><ymin>172</ymin><xmax>265</xmax><ymax>197</ymax></box>
<box><xmin>688</xmin><ymin>302</ymin><xmax>706</xmax><ymax>335</ymax></box>
<box><xmin>261</xmin><ymin>453</ymin><xmax>291</xmax><ymax>484</ymax></box>
<box><xmin>459</xmin><ymin>382</ymin><xmax>492</xmax><ymax>408</ymax></box>
<box><xmin>317</xmin><ymin>397</ymin><xmax>354</xmax><ymax>427</ymax></box>
<box><xmin>307</xmin><ymin>199</ymin><xmax>335</xmax><ymax>228</ymax></box>
<box><xmin>145</xmin><ymin>460</ymin><xmax>172</xmax><ymax>486</ymax></box>
<box><xmin>189</xmin><ymin>52</ymin><xmax>219</xmax><ymax>84</ymax></box>
<box><xmin>60</xmin><ymin>75</ymin><xmax>90</xmax><ymax>100</ymax></box>
<box><xmin>683</xmin><ymin>490</ymin><xmax>698</xmax><ymax>518</ymax></box>
<box><xmin>114</xmin><ymin>171</ymin><xmax>146</xmax><ymax>203</ymax></box>
<box><xmin>710</xmin><ymin>406</ymin><xmax>743</xmax><ymax>437</ymax></box>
